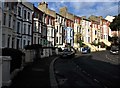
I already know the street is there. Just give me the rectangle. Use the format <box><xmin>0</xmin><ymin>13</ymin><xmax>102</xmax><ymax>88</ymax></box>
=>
<box><xmin>54</xmin><ymin>51</ymin><xmax>120</xmax><ymax>88</ymax></box>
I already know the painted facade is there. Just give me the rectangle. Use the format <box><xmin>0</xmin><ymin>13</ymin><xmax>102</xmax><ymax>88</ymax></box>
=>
<box><xmin>55</xmin><ymin>13</ymin><xmax>65</xmax><ymax>47</ymax></box>
<box><xmin>65</xmin><ymin>27</ymin><xmax>74</xmax><ymax>46</ymax></box>
<box><xmin>32</xmin><ymin>6</ymin><xmax>47</xmax><ymax>46</ymax></box>
<box><xmin>38</xmin><ymin>2</ymin><xmax>56</xmax><ymax>47</ymax></box>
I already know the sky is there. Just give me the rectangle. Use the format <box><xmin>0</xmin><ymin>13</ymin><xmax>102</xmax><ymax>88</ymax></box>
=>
<box><xmin>28</xmin><ymin>0</ymin><xmax>119</xmax><ymax>18</ymax></box>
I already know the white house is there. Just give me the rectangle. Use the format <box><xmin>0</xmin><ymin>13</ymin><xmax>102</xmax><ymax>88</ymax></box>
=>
<box><xmin>2</xmin><ymin>2</ymin><xmax>18</xmax><ymax>49</ymax></box>
<box><xmin>16</xmin><ymin>2</ymin><xmax>33</xmax><ymax>49</ymax></box>
<box><xmin>55</xmin><ymin>13</ymin><xmax>65</xmax><ymax>48</ymax></box>
<box><xmin>81</xmin><ymin>18</ymin><xmax>92</xmax><ymax>43</ymax></box>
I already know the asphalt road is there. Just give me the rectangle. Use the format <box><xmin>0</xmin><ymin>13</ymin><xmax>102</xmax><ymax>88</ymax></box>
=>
<box><xmin>54</xmin><ymin>51</ymin><xmax>120</xmax><ymax>88</ymax></box>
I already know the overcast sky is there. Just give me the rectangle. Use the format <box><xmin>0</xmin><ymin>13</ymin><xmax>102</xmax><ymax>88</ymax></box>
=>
<box><xmin>28</xmin><ymin>0</ymin><xmax>119</xmax><ymax>18</ymax></box>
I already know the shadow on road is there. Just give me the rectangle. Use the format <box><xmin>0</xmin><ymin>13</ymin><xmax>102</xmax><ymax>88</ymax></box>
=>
<box><xmin>74</xmin><ymin>55</ymin><xmax>120</xmax><ymax>88</ymax></box>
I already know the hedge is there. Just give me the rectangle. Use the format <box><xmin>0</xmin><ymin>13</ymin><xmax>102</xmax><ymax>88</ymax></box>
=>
<box><xmin>2</xmin><ymin>48</ymin><xmax>25</xmax><ymax>73</ymax></box>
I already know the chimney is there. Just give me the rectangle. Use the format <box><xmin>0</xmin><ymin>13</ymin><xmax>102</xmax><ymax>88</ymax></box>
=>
<box><xmin>38</xmin><ymin>2</ymin><xmax>48</xmax><ymax>12</ymax></box>
<box><xmin>59</xmin><ymin>7</ymin><xmax>67</xmax><ymax>17</ymax></box>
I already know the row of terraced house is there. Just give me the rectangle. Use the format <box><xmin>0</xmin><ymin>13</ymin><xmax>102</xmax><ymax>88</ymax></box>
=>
<box><xmin>1</xmin><ymin>1</ymin><xmax>114</xmax><ymax>53</ymax></box>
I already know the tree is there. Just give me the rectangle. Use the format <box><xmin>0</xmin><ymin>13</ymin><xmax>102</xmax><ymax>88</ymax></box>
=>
<box><xmin>75</xmin><ymin>33</ymin><xmax>82</xmax><ymax>43</ymax></box>
<box><xmin>109</xmin><ymin>14</ymin><xmax>120</xmax><ymax>31</ymax></box>
<box><xmin>75</xmin><ymin>33</ymin><xmax>83</xmax><ymax>47</ymax></box>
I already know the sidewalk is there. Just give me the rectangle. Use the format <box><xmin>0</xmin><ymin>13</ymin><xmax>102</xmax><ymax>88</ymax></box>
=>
<box><xmin>8</xmin><ymin>55</ymin><xmax>57</xmax><ymax>88</ymax></box>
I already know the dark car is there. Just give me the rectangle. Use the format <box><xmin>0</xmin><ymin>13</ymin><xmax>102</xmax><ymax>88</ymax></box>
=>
<box><xmin>110</xmin><ymin>45</ymin><xmax>119</xmax><ymax>55</ymax></box>
<box><xmin>81</xmin><ymin>46</ymin><xmax>91</xmax><ymax>54</ymax></box>
<box><xmin>60</xmin><ymin>48</ymin><xmax>75</xmax><ymax>58</ymax></box>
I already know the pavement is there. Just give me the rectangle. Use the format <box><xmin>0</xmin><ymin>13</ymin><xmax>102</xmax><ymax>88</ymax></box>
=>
<box><xmin>7</xmin><ymin>55</ymin><xmax>58</xmax><ymax>88</ymax></box>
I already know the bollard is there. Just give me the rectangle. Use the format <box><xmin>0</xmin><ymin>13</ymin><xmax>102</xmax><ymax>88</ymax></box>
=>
<box><xmin>2</xmin><ymin>56</ymin><xmax>12</xmax><ymax>87</ymax></box>
<box><xmin>0</xmin><ymin>57</ymin><xmax>2</xmax><ymax>88</ymax></box>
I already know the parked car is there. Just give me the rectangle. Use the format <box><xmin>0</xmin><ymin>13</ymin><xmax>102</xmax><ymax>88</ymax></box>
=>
<box><xmin>81</xmin><ymin>46</ymin><xmax>91</xmax><ymax>54</ymax></box>
<box><xmin>60</xmin><ymin>48</ymin><xmax>75</xmax><ymax>58</ymax></box>
<box><xmin>110</xmin><ymin>45</ymin><xmax>119</xmax><ymax>55</ymax></box>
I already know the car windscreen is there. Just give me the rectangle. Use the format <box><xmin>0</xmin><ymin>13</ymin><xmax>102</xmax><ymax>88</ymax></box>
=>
<box><xmin>111</xmin><ymin>46</ymin><xmax>119</xmax><ymax>50</ymax></box>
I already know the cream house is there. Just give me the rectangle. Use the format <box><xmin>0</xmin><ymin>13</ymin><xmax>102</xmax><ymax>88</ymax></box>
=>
<box><xmin>74</xmin><ymin>15</ymin><xmax>81</xmax><ymax>49</ymax></box>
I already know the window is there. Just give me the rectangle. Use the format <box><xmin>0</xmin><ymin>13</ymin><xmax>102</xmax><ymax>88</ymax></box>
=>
<box><xmin>13</xmin><ymin>20</ymin><xmax>15</xmax><ymax>30</ymax></box>
<box><xmin>49</xmin><ymin>18</ymin><xmax>51</xmax><ymax>25</ymax></box>
<box><xmin>34</xmin><ymin>12</ymin><xmax>38</xmax><ymax>18</ymax></box>
<box><xmin>56</xmin><ymin>26</ymin><xmax>58</xmax><ymax>32</ymax></box>
<box><xmin>95</xmin><ymin>30</ymin><xmax>97</xmax><ymax>35</ymax></box>
<box><xmin>4</xmin><ymin>2</ymin><xmax>8</xmax><ymax>7</ymax></box>
<box><xmin>39</xmin><ymin>23</ymin><xmax>41</xmax><ymax>33</ymax></box>
<box><xmin>51</xmin><ymin>29</ymin><xmax>53</xmax><ymax>36</ymax></box>
<box><xmin>34</xmin><ymin>37</ymin><xmax>36</xmax><ymax>44</ymax></box>
<box><xmin>44</xmin><ymin>40</ymin><xmax>46</xmax><ymax>45</ymax></box>
<box><xmin>24</xmin><ymin>10</ymin><xmax>26</xmax><ymax>19</ymax></box>
<box><xmin>24</xmin><ymin>24</ymin><xmax>26</xmax><ymax>34</ymax></box>
<box><xmin>34</xmin><ymin>22</ymin><xmax>36</xmax><ymax>32</ymax></box>
<box><xmin>9</xmin><ymin>15</ymin><xmax>11</xmax><ymax>27</ymax></box>
<box><xmin>17</xmin><ymin>39</ymin><xmax>20</xmax><ymax>49</ymax></box>
<box><xmin>23</xmin><ymin>40</ymin><xmax>26</xmax><ymax>47</ymax></box>
<box><xmin>39</xmin><ymin>15</ymin><xmax>42</xmax><ymax>21</ymax></box>
<box><xmin>104</xmin><ymin>35</ymin><xmax>106</xmax><ymax>39</ymax></box>
<box><xmin>60</xmin><ymin>26</ymin><xmax>62</xmax><ymax>33</ymax></box>
<box><xmin>28</xmin><ymin>40</ymin><xmax>30</xmax><ymax>45</ymax></box>
<box><xmin>3</xmin><ymin>13</ymin><xmax>6</xmax><ymax>25</ymax></box>
<box><xmin>2</xmin><ymin>34</ymin><xmax>5</xmax><ymax>47</ymax></box>
<box><xmin>88</xmin><ymin>37</ymin><xmax>90</xmax><ymax>43</ymax></box>
<box><xmin>41</xmin><ymin>39</ymin><xmax>42</xmax><ymax>45</ymax></box>
<box><xmin>7</xmin><ymin>35</ymin><xmax>11</xmax><ymax>48</ymax></box>
<box><xmin>17</xmin><ymin>22</ymin><xmax>20</xmax><ymax>33</ymax></box>
<box><xmin>18</xmin><ymin>7</ymin><xmax>21</xmax><ymax>17</ymax></box>
<box><xmin>56</xmin><ymin>37</ymin><xmax>58</xmax><ymax>43</ymax></box>
<box><xmin>88</xmin><ymin>29</ymin><xmax>90</xmax><ymax>32</ymax></box>
<box><xmin>28</xmin><ymin>25</ymin><xmax>31</xmax><ymax>35</ymax></box>
<box><xmin>12</xmin><ymin>38</ymin><xmax>15</xmax><ymax>48</ymax></box>
<box><xmin>42</xmin><ymin>15</ymin><xmax>45</xmax><ymax>23</ymax></box>
<box><xmin>59</xmin><ymin>37</ymin><xmax>61</xmax><ymax>44</ymax></box>
<box><xmin>28</xmin><ymin>12</ymin><xmax>30</xmax><ymax>20</ymax></box>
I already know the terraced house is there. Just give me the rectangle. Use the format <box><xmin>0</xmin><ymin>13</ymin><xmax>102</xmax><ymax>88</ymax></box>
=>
<box><xmin>59</xmin><ymin>7</ymin><xmax>74</xmax><ymax>47</ymax></box>
<box><xmin>74</xmin><ymin>15</ymin><xmax>81</xmax><ymax>49</ymax></box>
<box><xmin>2</xmin><ymin>2</ymin><xmax>18</xmax><ymax>49</ymax></box>
<box><xmin>32</xmin><ymin>6</ymin><xmax>47</xmax><ymax>46</ymax></box>
<box><xmin>38</xmin><ymin>2</ymin><xmax>56</xmax><ymax>47</ymax></box>
<box><xmin>55</xmin><ymin>13</ymin><xmax>65</xmax><ymax>48</ymax></box>
<box><xmin>1</xmin><ymin>1</ymin><xmax>112</xmax><ymax>52</ymax></box>
<box><xmin>17</xmin><ymin>2</ymin><xmax>33</xmax><ymax>49</ymax></box>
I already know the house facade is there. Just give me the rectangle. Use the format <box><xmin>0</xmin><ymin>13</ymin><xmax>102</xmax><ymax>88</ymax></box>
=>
<box><xmin>55</xmin><ymin>13</ymin><xmax>65</xmax><ymax>48</ymax></box>
<box><xmin>59</xmin><ymin>7</ymin><xmax>74</xmax><ymax>47</ymax></box>
<box><xmin>81</xmin><ymin>18</ymin><xmax>92</xmax><ymax>43</ymax></box>
<box><xmin>73</xmin><ymin>15</ymin><xmax>81</xmax><ymax>49</ymax></box>
<box><xmin>2</xmin><ymin>2</ymin><xmax>18</xmax><ymax>49</ymax></box>
<box><xmin>17</xmin><ymin>2</ymin><xmax>33</xmax><ymax>49</ymax></box>
<box><xmin>32</xmin><ymin>6</ymin><xmax>46</xmax><ymax>46</ymax></box>
<box><xmin>38</xmin><ymin>2</ymin><xmax>56</xmax><ymax>47</ymax></box>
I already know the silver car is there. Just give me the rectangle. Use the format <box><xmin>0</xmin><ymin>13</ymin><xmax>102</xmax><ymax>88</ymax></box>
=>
<box><xmin>110</xmin><ymin>45</ymin><xmax>119</xmax><ymax>55</ymax></box>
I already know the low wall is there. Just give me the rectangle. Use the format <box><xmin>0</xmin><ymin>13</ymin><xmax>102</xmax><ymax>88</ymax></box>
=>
<box><xmin>0</xmin><ymin>57</ymin><xmax>2</xmax><ymax>88</ymax></box>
